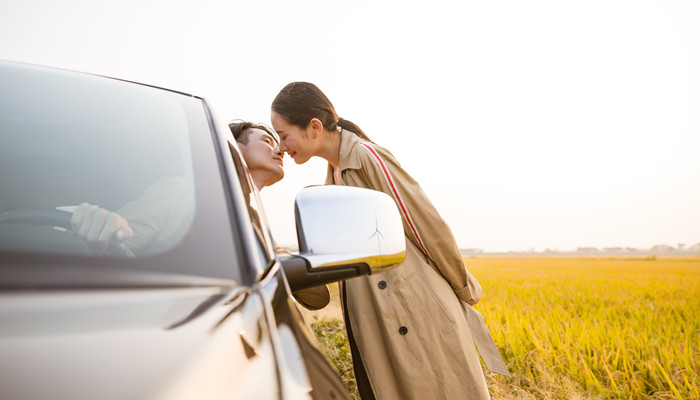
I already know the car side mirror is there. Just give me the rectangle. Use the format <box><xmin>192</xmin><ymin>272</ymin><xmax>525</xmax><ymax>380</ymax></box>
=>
<box><xmin>281</xmin><ymin>185</ymin><xmax>406</xmax><ymax>292</ymax></box>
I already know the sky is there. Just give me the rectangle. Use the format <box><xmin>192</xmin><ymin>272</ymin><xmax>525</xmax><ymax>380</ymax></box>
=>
<box><xmin>2</xmin><ymin>0</ymin><xmax>699</xmax><ymax>252</ymax></box>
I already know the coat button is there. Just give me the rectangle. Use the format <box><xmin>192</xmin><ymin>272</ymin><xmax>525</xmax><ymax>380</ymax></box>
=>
<box><xmin>399</xmin><ymin>326</ymin><xmax>408</xmax><ymax>335</ymax></box>
<box><xmin>378</xmin><ymin>280</ymin><xmax>387</xmax><ymax>289</ymax></box>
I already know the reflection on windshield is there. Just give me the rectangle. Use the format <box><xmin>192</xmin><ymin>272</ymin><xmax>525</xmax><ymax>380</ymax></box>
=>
<box><xmin>0</xmin><ymin>64</ymin><xmax>196</xmax><ymax>258</ymax></box>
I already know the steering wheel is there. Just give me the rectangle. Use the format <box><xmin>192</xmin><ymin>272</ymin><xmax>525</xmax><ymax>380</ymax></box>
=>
<box><xmin>0</xmin><ymin>208</ymin><xmax>135</xmax><ymax>258</ymax></box>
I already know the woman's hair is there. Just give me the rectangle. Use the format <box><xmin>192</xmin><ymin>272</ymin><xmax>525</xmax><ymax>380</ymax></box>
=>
<box><xmin>271</xmin><ymin>82</ymin><xmax>371</xmax><ymax>141</ymax></box>
<box><xmin>229</xmin><ymin>120</ymin><xmax>279</xmax><ymax>144</ymax></box>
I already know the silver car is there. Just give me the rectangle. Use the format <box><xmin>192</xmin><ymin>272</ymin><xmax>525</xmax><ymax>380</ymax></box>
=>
<box><xmin>0</xmin><ymin>61</ymin><xmax>405</xmax><ymax>400</ymax></box>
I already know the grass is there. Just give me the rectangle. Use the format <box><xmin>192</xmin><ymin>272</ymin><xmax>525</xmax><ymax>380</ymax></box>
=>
<box><xmin>311</xmin><ymin>316</ymin><xmax>359</xmax><ymax>399</ymax></box>
<box><xmin>308</xmin><ymin>257</ymin><xmax>700</xmax><ymax>400</ymax></box>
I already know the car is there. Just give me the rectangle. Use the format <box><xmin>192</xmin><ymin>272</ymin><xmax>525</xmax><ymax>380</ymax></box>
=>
<box><xmin>0</xmin><ymin>60</ymin><xmax>406</xmax><ymax>400</ymax></box>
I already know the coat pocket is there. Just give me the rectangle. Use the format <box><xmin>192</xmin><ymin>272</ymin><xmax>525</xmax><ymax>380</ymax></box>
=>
<box><xmin>405</xmin><ymin>272</ymin><xmax>455</xmax><ymax>335</ymax></box>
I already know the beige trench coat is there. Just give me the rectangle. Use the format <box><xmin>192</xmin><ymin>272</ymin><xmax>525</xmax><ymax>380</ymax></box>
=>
<box><xmin>325</xmin><ymin>130</ymin><xmax>491</xmax><ymax>400</ymax></box>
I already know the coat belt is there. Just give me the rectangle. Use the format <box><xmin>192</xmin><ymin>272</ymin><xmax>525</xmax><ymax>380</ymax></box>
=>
<box><xmin>461</xmin><ymin>302</ymin><xmax>511</xmax><ymax>377</ymax></box>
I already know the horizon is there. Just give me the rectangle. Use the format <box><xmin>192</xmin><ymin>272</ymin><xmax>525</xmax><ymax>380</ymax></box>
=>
<box><xmin>279</xmin><ymin>238</ymin><xmax>700</xmax><ymax>255</ymax></box>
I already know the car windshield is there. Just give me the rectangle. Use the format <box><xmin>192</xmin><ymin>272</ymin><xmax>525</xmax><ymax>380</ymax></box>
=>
<box><xmin>0</xmin><ymin>63</ymin><xmax>197</xmax><ymax>259</ymax></box>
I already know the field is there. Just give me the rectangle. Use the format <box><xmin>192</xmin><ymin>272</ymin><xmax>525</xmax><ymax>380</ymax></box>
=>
<box><xmin>305</xmin><ymin>257</ymin><xmax>700</xmax><ymax>399</ymax></box>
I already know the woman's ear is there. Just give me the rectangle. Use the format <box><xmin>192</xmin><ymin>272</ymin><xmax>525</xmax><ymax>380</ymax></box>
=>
<box><xmin>309</xmin><ymin>118</ymin><xmax>324</xmax><ymax>138</ymax></box>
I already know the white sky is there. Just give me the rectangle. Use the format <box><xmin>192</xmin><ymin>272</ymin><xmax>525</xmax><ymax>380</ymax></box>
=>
<box><xmin>2</xmin><ymin>0</ymin><xmax>699</xmax><ymax>252</ymax></box>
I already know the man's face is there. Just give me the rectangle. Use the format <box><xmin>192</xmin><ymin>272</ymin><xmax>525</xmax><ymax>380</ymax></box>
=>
<box><xmin>238</xmin><ymin>128</ymin><xmax>284</xmax><ymax>189</ymax></box>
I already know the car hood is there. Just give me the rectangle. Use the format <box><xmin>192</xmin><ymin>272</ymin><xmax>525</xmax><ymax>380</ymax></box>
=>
<box><xmin>0</xmin><ymin>286</ymin><xmax>279</xmax><ymax>400</ymax></box>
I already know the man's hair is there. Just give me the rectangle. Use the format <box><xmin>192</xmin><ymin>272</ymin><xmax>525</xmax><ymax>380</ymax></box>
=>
<box><xmin>228</xmin><ymin>120</ymin><xmax>279</xmax><ymax>145</ymax></box>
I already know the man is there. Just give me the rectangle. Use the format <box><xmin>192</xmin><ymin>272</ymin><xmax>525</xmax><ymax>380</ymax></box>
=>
<box><xmin>228</xmin><ymin>120</ymin><xmax>330</xmax><ymax>310</ymax></box>
<box><xmin>71</xmin><ymin>120</ymin><xmax>329</xmax><ymax>310</ymax></box>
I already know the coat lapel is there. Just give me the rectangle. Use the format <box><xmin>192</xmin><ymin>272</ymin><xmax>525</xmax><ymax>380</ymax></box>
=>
<box><xmin>325</xmin><ymin>128</ymin><xmax>364</xmax><ymax>184</ymax></box>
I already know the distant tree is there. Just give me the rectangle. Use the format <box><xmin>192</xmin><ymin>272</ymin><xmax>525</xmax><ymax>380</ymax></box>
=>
<box><xmin>650</xmin><ymin>244</ymin><xmax>674</xmax><ymax>253</ymax></box>
<box><xmin>603</xmin><ymin>247</ymin><xmax>623</xmax><ymax>253</ymax></box>
<box><xmin>576</xmin><ymin>247</ymin><xmax>599</xmax><ymax>253</ymax></box>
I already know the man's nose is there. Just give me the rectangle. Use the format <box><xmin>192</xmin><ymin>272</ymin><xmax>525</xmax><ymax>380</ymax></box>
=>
<box><xmin>275</xmin><ymin>145</ymin><xmax>284</xmax><ymax>156</ymax></box>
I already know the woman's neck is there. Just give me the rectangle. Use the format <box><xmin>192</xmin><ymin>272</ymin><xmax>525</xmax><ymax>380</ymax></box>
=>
<box><xmin>317</xmin><ymin>130</ymin><xmax>342</xmax><ymax>169</ymax></box>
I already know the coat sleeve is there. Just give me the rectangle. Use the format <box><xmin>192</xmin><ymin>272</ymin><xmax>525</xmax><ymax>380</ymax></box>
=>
<box><xmin>117</xmin><ymin>176</ymin><xmax>190</xmax><ymax>252</ymax></box>
<box><xmin>343</xmin><ymin>143</ymin><xmax>482</xmax><ymax>305</ymax></box>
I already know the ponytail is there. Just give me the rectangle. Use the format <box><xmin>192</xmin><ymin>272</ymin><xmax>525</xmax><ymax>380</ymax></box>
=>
<box><xmin>337</xmin><ymin>117</ymin><xmax>372</xmax><ymax>142</ymax></box>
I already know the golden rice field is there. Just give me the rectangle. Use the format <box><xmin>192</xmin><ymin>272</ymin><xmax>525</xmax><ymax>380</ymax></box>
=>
<box><xmin>308</xmin><ymin>257</ymin><xmax>700</xmax><ymax>400</ymax></box>
<box><xmin>467</xmin><ymin>256</ymin><xmax>700</xmax><ymax>400</ymax></box>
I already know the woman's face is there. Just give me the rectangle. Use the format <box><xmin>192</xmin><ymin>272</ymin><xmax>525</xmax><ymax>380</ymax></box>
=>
<box><xmin>271</xmin><ymin>111</ymin><xmax>314</xmax><ymax>165</ymax></box>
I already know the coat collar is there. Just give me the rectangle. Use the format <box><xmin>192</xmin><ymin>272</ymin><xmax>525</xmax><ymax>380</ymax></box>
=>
<box><xmin>336</xmin><ymin>128</ymin><xmax>365</xmax><ymax>172</ymax></box>
<box><xmin>325</xmin><ymin>128</ymin><xmax>365</xmax><ymax>184</ymax></box>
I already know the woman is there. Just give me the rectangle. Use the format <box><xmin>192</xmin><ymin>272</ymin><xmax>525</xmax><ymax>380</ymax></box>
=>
<box><xmin>271</xmin><ymin>82</ymin><xmax>505</xmax><ymax>400</ymax></box>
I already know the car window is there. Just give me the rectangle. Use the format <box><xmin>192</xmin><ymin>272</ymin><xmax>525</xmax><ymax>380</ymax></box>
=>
<box><xmin>0</xmin><ymin>64</ymin><xmax>196</xmax><ymax>259</ymax></box>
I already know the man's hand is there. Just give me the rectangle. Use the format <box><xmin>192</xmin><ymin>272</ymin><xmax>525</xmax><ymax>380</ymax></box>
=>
<box><xmin>71</xmin><ymin>203</ymin><xmax>133</xmax><ymax>250</ymax></box>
